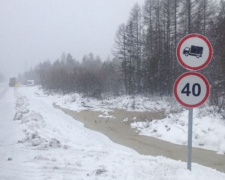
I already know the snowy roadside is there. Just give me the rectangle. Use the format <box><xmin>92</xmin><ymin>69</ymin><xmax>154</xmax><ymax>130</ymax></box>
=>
<box><xmin>131</xmin><ymin>108</ymin><xmax>225</xmax><ymax>154</ymax></box>
<box><xmin>51</xmin><ymin>89</ymin><xmax>225</xmax><ymax>154</ymax></box>
<box><xmin>1</xmin><ymin>85</ymin><xmax>225</xmax><ymax>179</ymax></box>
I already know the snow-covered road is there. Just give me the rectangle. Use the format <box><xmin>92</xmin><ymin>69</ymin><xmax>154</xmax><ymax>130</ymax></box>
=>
<box><xmin>0</xmin><ymin>84</ymin><xmax>9</xmax><ymax>100</ymax></box>
<box><xmin>0</xmin><ymin>86</ymin><xmax>225</xmax><ymax>180</ymax></box>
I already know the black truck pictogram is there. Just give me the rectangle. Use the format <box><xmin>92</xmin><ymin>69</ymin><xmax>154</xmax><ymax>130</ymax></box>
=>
<box><xmin>183</xmin><ymin>45</ymin><xmax>203</xmax><ymax>58</ymax></box>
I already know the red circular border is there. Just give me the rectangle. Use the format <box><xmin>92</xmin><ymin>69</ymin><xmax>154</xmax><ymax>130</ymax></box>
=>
<box><xmin>174</xmin><ymin>72</ymin><xmax>210</xmax><ymax>108</ymax></box>
<box><xmin>176</xmin><ymin>34</ymin><xmax>213</xmax><ymax>71</ymax></box>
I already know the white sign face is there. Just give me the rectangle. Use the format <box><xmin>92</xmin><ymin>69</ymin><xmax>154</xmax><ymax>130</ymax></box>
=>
<box><xmin>174</xmin><ymin>72</ymin><xmax>210</xmax><ymax>108</ymax></box>
<box><xmin>176</xmin><ymin>34</ymin><xmax>213</xmax><ymax>71</ymax></box>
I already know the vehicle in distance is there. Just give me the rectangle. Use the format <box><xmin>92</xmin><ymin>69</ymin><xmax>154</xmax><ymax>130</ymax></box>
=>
<box><xmin>27</xmin><ymin>80</ymin><xmax>35</xmax><ymax>86</ymax></box>
<box><xmin>183</xmin><ymin>45</ymin><xmax>203</xmax><ymax>58</ymax></box>
<box><xmin>9</xmin><ymin>77</ymin><xmax>16</xmax><ymax>87</ymax></box>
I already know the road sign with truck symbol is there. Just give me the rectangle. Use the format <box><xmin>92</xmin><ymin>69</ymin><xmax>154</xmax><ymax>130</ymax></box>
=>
<box><xmin>183</xmin><ymin>45</ymin><xmax>203</xmax><ymax>58</ymax></box>
<box><xmin>175</xmin><ymin>33</ymin><xmax>213</xmax><ymax>171</ymax></box>
<box><xmin>177</xmin><ymin>34</ymin><xmax>213</xmax><ymax>71</ymax></box>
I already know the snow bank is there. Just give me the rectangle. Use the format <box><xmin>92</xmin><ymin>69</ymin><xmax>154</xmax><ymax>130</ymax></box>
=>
<box><xmin>131</xmin><ymin>108</ymin><xmax>225</xmax><ymax>154</ymax></box>
<box><xmin>53</xmin><ymin>92</ymin><xmax>180</xmax><ymax>112</ymax></box>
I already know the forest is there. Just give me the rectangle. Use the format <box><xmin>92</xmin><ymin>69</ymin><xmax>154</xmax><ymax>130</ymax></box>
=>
<box><xmin>20</xmin><ymin>0</ymin><xmax>225</xmax><ymax>112</ymax></box>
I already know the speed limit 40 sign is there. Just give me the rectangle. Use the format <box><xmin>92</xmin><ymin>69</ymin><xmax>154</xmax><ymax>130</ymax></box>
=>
<box><xmin>175</xmin><ymin>34</ymin><xmax>212</xmax><ymax>171</ymax></box>
<box><xmin>174</xmin><ymin>72</ymin><xmax>210</xmax><ymax>108</ymax></box>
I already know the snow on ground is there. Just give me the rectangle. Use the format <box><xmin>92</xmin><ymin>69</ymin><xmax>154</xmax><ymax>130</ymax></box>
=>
<box><xmin>131</xmin><ymin>108</ymin><xmax>225</xmax><ymax>154</ymax></box>
<box><xmin>1</xmin><ymin>85</ymin><xmax>225</xmax><ymax>179</ymax></box>
<box><xmin>52</xmin><ymin>91</ymin><xmax>225</xmax><ymax>154</ymax></box>
<box><xmin>53</xmin><ymin>92</ymin><xmax>178</xmax><ymax>113</ymax></box>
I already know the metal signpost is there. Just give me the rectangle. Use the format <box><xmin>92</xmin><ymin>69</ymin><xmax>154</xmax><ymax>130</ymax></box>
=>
<box><xmin>175</xmin><ymin>34</ymin><xmax>213</xmax><ymax>171</ymax></box>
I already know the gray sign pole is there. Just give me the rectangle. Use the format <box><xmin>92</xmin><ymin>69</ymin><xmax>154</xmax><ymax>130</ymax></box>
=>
<box><xmin>187</xmin><ymin>108</ymin><xmax>193</xmax><ymax>170</ymax></box>
<box><xmin>176</xmin><ymin>33</ymin><xmax>212</xmax><ymax>171</ymax></box>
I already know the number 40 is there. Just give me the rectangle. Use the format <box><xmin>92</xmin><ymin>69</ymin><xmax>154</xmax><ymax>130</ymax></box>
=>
<box><xmin>181</xmin><ymin>83</ymin><xmax>201</xmax><ymax>96</ymax></box>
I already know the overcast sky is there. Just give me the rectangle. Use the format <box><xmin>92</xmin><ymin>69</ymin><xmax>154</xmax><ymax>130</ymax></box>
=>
<box><xmin>0</xmin><ymin>0</ymin><xmax>145</xmax><ymax>78</ymax></box>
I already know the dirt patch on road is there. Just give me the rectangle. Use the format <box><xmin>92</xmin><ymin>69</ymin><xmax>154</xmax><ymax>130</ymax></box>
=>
<box><xmin>54</xmin><ymin>104</ymin><xmax>225</xmax><ymax>173</ymax></box>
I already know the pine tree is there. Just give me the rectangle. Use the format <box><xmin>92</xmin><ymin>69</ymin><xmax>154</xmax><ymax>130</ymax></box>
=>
<box><xmin>113</xmin><ymin>23</ymin><xmax>129</xmax><ymax>94</ymax></box>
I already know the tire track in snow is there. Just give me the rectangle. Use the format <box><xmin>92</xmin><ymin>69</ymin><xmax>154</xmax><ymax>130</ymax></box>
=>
<box><xmin>0</xmin><ymin>86</ymin><xmax>9</xmax><ymax>100</ymax></box>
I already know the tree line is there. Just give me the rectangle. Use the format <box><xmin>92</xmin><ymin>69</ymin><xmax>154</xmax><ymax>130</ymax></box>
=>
<box><xmin>21</xmin><ymin>0</ymin><xmax>225</xmax><ymax>111</ymax></box>
<box><xmin>19</xmin><ymin>53</ymin><xmax>122</xmax><ymax>98</ymax></box>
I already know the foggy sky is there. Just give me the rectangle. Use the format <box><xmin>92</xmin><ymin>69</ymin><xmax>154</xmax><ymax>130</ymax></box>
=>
<box><xmin>0</xmin><ymin>0</ymin><xmax>144</xmax><ymax>78</ymax></box>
